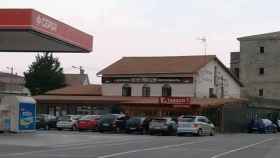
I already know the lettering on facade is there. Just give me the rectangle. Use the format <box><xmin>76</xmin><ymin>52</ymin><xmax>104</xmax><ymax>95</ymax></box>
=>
<box><xmin>102</xmin><ymin>77</ymin><xmax>193</xmax><ymax>84</ymax></box>
<box><xmin>36</xmin><ymin>15</ymin><xmax>58</xmax><ymax>32</ymax></box>
<box><xmin>159</xmin><ymin>97</ymin><xmax>191</xmax><ymax>105</ymax></box>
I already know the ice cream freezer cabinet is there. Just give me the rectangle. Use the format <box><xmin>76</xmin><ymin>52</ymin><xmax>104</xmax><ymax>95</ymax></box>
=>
<box><xmin>0</xmin><ymin>96</ymin><xmax>36</xmax><ymax>132</ymax></box>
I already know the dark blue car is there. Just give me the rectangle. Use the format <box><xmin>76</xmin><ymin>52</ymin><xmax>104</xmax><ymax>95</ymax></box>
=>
<box><xmin>248</xmin><ymin>119</ymin><xmax>277</xmax><ymax>133</ymax></box>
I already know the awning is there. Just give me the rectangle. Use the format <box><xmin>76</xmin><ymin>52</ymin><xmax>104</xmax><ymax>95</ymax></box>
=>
<box><xmin>0</xmin><ymin>9</ymin><xmax>93</xmax><ymax>53</ymax></box>
<box><xmin>34</xmin><ymin>95</ymin><xmax>246</xmax><ymax>109</ymax></box>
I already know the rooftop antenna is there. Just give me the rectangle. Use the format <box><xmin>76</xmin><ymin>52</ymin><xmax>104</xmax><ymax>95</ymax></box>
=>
<box><xmin>6</xmin><ymin>66</ymin><xmax>14</xmax><ymax>75</ymax></box>
<box><xmin>197</xmin><ymin>37</ymin><xmax>207</xmax><ymax>64</ymax></box>
<box><xmin>72</xmin><ymin>66</ymin><xmax>85</xmax><ymax>74</ymax></box>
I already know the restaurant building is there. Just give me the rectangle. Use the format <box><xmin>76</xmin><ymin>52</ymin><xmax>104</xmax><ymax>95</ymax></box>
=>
<box><xmin>35</xmin><ymin>55</ymin><xmax>249</xmax><ymax>132</ymax></box>
<box><xmin>98</xmin><ymin>55</ymin><xmax>241</xmax><ymax>98</ymax></box>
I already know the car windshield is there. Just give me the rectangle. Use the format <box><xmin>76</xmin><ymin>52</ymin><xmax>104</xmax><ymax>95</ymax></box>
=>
<box><xmin>179</xmin><ymin>117</ymin><xmax>196</xmax><ymax>122</ymax></box>
<box><xmin>59</xmin><ymin>116</ymin><xmax>71</xmax><ymax>121</ymax></box>
<box><xmin>127</xmin><ymin>117</ymin><xmax>141</xmax><ymax>124</ymax></box>
<box><xmin>152</xmin><ymin>118</ymin><xmax>167</xmax><ymax>123</ymax></box>
<box><xmin>100</xmin><ymin>115</ymin><xmax>116</xmax><ymax>122</ymax></box>
<box><xmin>80</xmin><ymin>115</ymin><xmax>99</xmax><ymax>120</ymax></box>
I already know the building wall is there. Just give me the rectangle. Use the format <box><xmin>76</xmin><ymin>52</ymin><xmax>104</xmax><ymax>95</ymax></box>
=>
<box><xmin>196</xmin><ymin>60</ymin><xmax>240</xmax><ymax>98</ymax></box>
<box><xmin>102</xmin><ymin>61</ymin><xmax>240</xmax><ymax>98</ymax></box>
<box><xmin>240</xmin><ymin>40</ymin><xmax>280</xmax><ymax>99</ymax></box>
<box><xmin>102</xmin><ymin>83</ymin><xmax>194</xmax><ymax>97</ymax></box>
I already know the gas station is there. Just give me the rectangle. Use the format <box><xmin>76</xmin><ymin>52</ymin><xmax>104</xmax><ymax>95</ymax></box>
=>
<box><xmin>0</xmin><ymin>9</ymin><xmax>93</xmax><ymax>132</ymax></box>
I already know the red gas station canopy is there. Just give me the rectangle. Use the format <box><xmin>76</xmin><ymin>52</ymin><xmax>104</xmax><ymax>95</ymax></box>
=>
<box><xmin>0</xmin><ymin>9</ymin><xmax>93</xmax><ymax>53</ymax></box>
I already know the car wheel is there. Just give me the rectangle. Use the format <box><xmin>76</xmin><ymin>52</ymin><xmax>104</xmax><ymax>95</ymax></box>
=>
<box><xmin>210</xmin><ymin>129</ymin><xmax>215</xmax><ymax>136</ymax></box>
<box><xmin>72</xmin><ymin>125</ymin><xmax>77</xmax><ymax>131</ymax></box>
<box><xmin>115</xmin><ymin>127</ymin><xmax>121</xmax><ymax>133</ymax></box>
<box><xmin>197</xmin><ymin>129</ymin><xmax>203</xmax><ymax>136</ymax></box>
<box><xmin>45</xmin><ymin>125</ymin><xmax>50</xmax><ymax>130</ymax></box>
<box><xmin>57</xmin><ymin>128</ymin><xmax>62</xmax><ymax>131</ymax></box>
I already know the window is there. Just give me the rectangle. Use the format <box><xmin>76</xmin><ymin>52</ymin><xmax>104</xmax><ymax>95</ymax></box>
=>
<box><xmin>198</xmin><ymin>117</ymin><xmax>207</xmax><ymax>123</ymax></box>
<box><xmin>209</xmin><ymin>88</ymin><xmax>216</xmax><ymax>98</ymax></box>
<box><xmin>259</xmin><ymin>89</ymin><xmax>263</xmax><ymax>97</ymax></box>
<box><xmin>162</xmin><ymin>84</ymin><xmax>172</xmax><ymax>97</ymax></box>
<box><xmin>260</xmin><ymin>46</ymin><xmax>264</xmax><ymax>54</ymax></box>
<box><xmin>142</xmin><ymin>84</ymin><xmax>151</xmax><ymax>97</ymax></box>
<box><xmin>259</xmin><ymin>68</ymin><xmax>264</xmax><ymax>75</ymax></box>
<box><xmin>234</xmin><ymin>68</ymin><xmax>239</xmax><ymax>79</ymax></box>
<box><xmin>122</xmin><ymin>84</ymin><xmax>131</xmax><ymax>96</ymax></box>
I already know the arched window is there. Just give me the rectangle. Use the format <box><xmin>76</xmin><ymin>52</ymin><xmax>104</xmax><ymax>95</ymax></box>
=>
<box><xmin>142</xmin><ymin>84</ymin><xmax>150</xmax><ymax>97</ymax></box>
<box><xmin>122</xmin><ymin>84</ymin><xmax>131</xmax><ymax>96</ymax></box>
<box><xmin>162</xmin><ymin>84</ymin><xmax>172</xmax><ymax>97</ymax></box>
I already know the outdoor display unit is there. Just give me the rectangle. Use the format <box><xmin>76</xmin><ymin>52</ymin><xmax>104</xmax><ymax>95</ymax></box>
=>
<box><xmin>0</xmin><ymin>96</ymin><xmax>36</xmax><ymax>133</ymax></box>
<box><xmin>0</xmin><ymin>9</ymin><xmax>93</xmax><ymax>53</ymax></box>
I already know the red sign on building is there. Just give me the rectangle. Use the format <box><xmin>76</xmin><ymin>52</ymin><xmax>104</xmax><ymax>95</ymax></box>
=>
<box><xmin>159</xmin><ymin>97</ymin><xmax>191</xmax><ymax>105</ymax></box>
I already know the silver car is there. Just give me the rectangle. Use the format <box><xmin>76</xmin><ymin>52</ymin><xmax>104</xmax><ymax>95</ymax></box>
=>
<box><xmin>177</xmin><ymin>116</ymin><xmax>215</xmax><ymax>136</ymax></box>
<box><xmin>56</xmin><ymin>115</ymin><xmax>81</xmax><ymax>131</ymax></box>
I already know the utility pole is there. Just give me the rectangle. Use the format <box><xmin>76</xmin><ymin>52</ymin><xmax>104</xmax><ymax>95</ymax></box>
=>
<box><xmin>6</xmin><ymin>66</ymin><xmax>14</xmax><ymax>92</ymax></box>
<box><xmin>6</xmin><ymin>66</ymin><xmax>14</xmax><ymax>75</ymax></box>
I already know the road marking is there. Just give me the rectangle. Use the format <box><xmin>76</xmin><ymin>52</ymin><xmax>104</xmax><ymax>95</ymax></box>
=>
<box><xmin>97</xmin><ymin>140</ymin><xmax>209</xmax><ymax>158</ymax></box>
<box><xmin>0</xmin><ymin>138</ymin><xmax>155</xmax><ymax>157</ymax></box>
<box><xmin>210</xmin><ymin>137</ymin><xmax>275</xmax><ymax>158</ymax></box>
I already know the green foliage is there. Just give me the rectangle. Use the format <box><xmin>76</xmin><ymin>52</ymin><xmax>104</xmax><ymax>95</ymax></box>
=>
<box><xmin>24</xmin><ymin>53</ymin><xmax>65</xmax><ymax>95</ymax></box>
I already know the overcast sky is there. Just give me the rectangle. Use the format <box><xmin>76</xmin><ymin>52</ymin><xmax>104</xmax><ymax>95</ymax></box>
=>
<box><xmin>1</xmin><ymin>0</ymin><xmax>280</xmax><ymax>83</ymax></box>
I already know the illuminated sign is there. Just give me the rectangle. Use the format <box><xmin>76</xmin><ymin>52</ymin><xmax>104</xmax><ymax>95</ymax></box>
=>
<box><xmin>159</xmin><ymin>97</ymin><xmax>191</xmax><ymax>105</ymax></box>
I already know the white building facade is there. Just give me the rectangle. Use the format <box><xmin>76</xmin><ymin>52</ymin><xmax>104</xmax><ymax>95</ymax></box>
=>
<box><xmin>98</xmin><ymin>56</ymin><xmax>241</xmax><ymax>99</ymax></box>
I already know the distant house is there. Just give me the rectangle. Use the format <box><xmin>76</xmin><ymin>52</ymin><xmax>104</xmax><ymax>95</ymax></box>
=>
<box><xmin>97</xmin><ymin>55</ymin><xmax>242</xmax><ymax>98</ymax></box>
<box><xmin>0</xmin><ymin>71</ymin><xmax>30</xmax><ymax>100</ymax></box>
<box><xmin>64</xmin><ymin>74</ymin><xmax>90</xmax><ymax>86</ymax></box>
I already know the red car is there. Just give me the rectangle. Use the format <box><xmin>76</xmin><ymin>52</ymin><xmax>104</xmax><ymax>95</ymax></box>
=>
<box><xmin>77</xmin><ymin>115</ymin><xmax>100</xmax><ymax>131</ymax></box>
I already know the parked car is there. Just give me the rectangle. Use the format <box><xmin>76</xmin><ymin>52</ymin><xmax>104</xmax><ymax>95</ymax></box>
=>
<box><xmin>36</xmin><ymin>114</ymin><xmax>57</xmax><ymax>130</ymax></box>
<box><xmin>149</xmin><ymin>117</ymin><xmax>177</xmax><ymax>135</ymax></box>
<box><xmin>56</xmin><ymin>115</ymin><xmax>81</xmax><ymax>131</ymax></box>
<box><xmin>248</xmin><ymin>119</ymin><xmax>277</xmax><ymax>133</ymax></box>
<box><xmin>274</xmin><ymin>120</ymin><xmax>280</xmax><ymax>132</ymax></box>
<box><xmin>77</xmin><ymin>115</ymin><xmax>101</xmax><ymax>131</ymax></box>
<box><xmin>176</xmin><ymin>116</ymin><xmax>215</xmax><ymax>136</ymax></box>
<box><xmin>98</xmin><ymin>114</ymin><xmax>128</xmax><ymax>133</ymax></box>
<box><xmin>125</xmin><ymin>117</ymin><xmax>147</xmax><ymax>134</ymax></box>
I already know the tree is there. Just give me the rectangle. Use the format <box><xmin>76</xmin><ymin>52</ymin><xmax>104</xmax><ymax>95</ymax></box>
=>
<box><xmin>24</xmin><ymin>53</ymin><xmax>65</xmax><ymax>95</ymax></box>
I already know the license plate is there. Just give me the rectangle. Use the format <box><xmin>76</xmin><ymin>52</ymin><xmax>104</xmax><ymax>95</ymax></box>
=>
<box><xmin>130</xmin><ymin>127</ymin><xmax>136</xmax><ymax>130</ymax></box>
<box><xmin>155</xmin><ymin>127</ymin><xmax>160</xmax><ymax>129</ymax></box>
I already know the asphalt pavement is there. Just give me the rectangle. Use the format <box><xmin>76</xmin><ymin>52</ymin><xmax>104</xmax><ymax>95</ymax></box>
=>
<box><xmin>0</xmin><ymin>130</ymin><xmax>279</xmax><ymax>158</ymax></box>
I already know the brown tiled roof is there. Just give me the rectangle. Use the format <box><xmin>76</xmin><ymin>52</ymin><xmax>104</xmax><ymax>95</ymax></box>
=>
<box><xmin>97</xmin><ymin>55</ymin><xmax>216</xmax><ymax>75</ymax></box>
<box><xmin>65</xmin><ymin>74</ymin><xmax>89</xmax><ymax>86</ymax></box>
<box><xmin>45</xmin><ymin>84</ymin><xmax>101</xmax><ymax>96</ymax></box>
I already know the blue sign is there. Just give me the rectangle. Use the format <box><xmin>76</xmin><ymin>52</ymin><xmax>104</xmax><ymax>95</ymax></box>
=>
<box><xmin>19</xmin><ymin>103</ymin><xmax>36</xmax><ymax>130</ymax></box>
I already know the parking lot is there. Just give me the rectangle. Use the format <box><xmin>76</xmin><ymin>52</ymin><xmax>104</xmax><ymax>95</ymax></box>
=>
<box><xmin>0</xmin><ymin>131</ymin><xmax>279</xmax><ymax>158</ymax></box>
